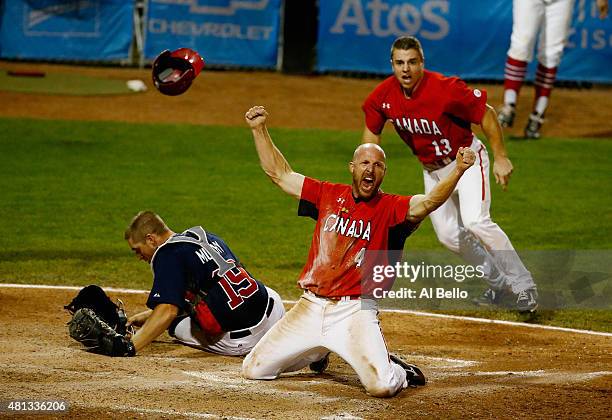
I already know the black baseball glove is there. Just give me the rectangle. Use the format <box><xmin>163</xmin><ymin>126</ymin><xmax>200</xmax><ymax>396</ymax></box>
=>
<box><xmin>68</xmin><ymin>308</ymin><xmax>135</xmax><ymax>357</ymax></box>
<box><xmin>65</xmin><ymin>285</ymin><xmax>134</xmax><ymax>356</ymax></box>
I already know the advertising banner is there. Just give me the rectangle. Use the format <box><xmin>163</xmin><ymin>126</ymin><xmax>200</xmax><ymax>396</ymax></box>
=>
<box><xmin>0</xmin><ymin>0</ymin><xmax>134</xmax><ymax>61</ymax></box>
<box><xmin>144</xmin><ymin>0</ymin><xmax>281</xmax><ymax>68</ymax></box>
<box><xmin>318</xmin><ymin>0</ymin><xmax>612</xmax><ymax>82</ymax></box>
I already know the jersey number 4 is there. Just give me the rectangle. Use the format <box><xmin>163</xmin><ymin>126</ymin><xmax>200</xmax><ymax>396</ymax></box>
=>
<box><xmin>432</xmin><ymin>139</ymin><xmax>452</xmax><ymax>156</ymax></box>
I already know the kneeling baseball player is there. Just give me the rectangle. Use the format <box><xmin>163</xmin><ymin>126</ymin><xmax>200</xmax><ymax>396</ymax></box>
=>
<box><xmin>242</xmin><ymin>106</ymin><xmax>476</xmax><ymax>397</ymax></box>
<box><xmin>66</xmin><ymin>211</ymin><xmax>284</xmax><ymax>357</ymax></box>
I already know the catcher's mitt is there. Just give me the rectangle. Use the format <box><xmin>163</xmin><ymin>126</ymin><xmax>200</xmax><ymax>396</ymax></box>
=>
<box><xmin>64</xmin><ymin>284</ymin><xmax>128</xmax><ymax>335</ymax></box>
<box><xmin>152</xmin><ymin>48</ymin><xmax>205</xmax><ymax>96</ymax></box>
<box><xmin>68</xmin><ymin>308</ymin><xmax>135</xmax><ymax>357</ymax></box>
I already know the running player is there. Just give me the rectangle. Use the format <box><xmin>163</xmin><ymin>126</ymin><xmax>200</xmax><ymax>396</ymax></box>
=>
<box><xmin>498</xmin><ymin>0</ymin><xmax>609</xmax><ymax>138</ymax></box>
<box><xmin>362</xmin><ymin>36</ymin><xmax>538</xmax><ymax>312</ymax></box>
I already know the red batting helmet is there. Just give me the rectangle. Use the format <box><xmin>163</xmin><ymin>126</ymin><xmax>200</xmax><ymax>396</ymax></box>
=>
<box><xmin>152</xmin><ymin>48</ymin><xmax>205</xmax><ymax>96</ymax></box>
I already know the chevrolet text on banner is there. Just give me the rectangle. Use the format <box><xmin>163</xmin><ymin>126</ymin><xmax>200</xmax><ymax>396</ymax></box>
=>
<box><xmin>317</xmin><ymin>0</ymin><xmax>612</xmax><ymax>82</ymax></box>
<box><xmin>0</xmin><ymin>0</ymin><xmax>134</xmax><ymax>61</ymax></box>
<box><xmin>144</xmin><ymin>0</ymin><xmax>281</xmax><ymax>68</ymax></box>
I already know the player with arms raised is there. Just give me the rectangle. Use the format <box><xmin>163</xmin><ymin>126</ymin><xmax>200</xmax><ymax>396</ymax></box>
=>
<box><xmin>362</xmin><ymin>36</ymin><xmax>538</xmax><ymax>312</ymax></box>
<box><xmin>241</xmin><ymin>105</ymin><xmax>475</xmax><ymax>397</ymax></box>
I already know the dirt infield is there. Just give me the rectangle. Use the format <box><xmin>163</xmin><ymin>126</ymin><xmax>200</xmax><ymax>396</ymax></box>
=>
<box><xmin>0</xmin><ymin>286</ymin><xmax>610</xmax><ymax>419</ymax></box>
<box><xmin>0</xmin><ymin>60</ymin><xmax>611</xmax><ymax>138</ymax></box>
<box><xmin>0</xmin><ymin>62</ymin><xmax>611</xmax><ymax>418</ymax></box>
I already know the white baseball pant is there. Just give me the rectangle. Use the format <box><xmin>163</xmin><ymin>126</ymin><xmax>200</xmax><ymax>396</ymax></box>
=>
<box><xmin>242</xmin><ymin>291</ymin><xmax>408</xmax><ymax>397</ymax></box>
<box><xmin>171</xmin><ymin>287</ymin><xmax>285</xmax><ymax>356</ymax></box>
<box><xmin>423</xmin><ymin>138</ymin><xmax>536</xmax><ymax>294</ymax></box>
<box><xmin>508</xmin><ymin>0</ymin><xmax>575</xmax><ymax>67</ymax></box>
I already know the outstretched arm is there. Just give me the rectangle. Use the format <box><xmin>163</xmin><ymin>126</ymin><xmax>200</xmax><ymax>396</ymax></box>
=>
<box><xmin>245</xmin><ymin>106</ymin><xmax>305</xmax><ymax>199</ymax></box>
<box><xmin>131</xmin><ymin>303</ymin><xmax>178</xmax><ymax>352</ymax></box>
<box><xmin>480</xmin><ymin>104</ymin><xmax>513</xmax><ymax>190</ymax></box>
<box><xmin>407</xmin><ymin>147</ymin><xmax>476</xmax><ymax>223</ymax></box>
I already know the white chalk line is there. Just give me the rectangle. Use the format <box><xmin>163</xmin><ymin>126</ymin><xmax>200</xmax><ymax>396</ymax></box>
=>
<box><xmin>407</xmin><ymin>355</ymin><xmax>478</xmax><ymax>368</ymax></box>
<box><xmin>83</xmin><ymin>404</ymin><xmax>254</xmax><ymax>419</ymax></box>
<box><xmin>441</xmin><ymin>370</ymin><xmax>612</xmax><ymax>381</ymax></box>
<box><xmin>183</xmin><ymin>371</ymin><xmax>342</xmax><ymax>402</ymax></box>
<box><xmin>1</xmin><ymin>283</ymin><xmax>611</xmax><ymax>337</ymax></box>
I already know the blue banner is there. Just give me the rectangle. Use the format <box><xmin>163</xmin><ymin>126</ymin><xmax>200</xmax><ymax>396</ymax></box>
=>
<box><xmin>144</xmin><ymin>0</ymin><xmax>281</xmax><ymax>68</ymax></box>
<box><xmin>0</xmin><ymin>0</ymin><xmax>134</xmax><ymax>61</ymax></box>
<box><xmin>318</xmin><ymin>0</ymin><xmax>612</xmax><ymax>82</ymax></box>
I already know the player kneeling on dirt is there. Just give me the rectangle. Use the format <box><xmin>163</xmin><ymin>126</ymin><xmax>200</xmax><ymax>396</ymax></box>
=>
<box><xmin>242</xmin><ymin>106</ymin><xmax>476</xmax><ymax>397</ymax></box>
<box><xmin>66</xmin><ymin>211</ymin><xmax>284</xmax><ymax>357</ymax></box>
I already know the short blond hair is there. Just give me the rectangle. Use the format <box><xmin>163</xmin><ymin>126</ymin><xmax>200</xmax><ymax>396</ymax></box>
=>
<box><xmin>124</xmin><ymin>211</ymin><xmax>170</xmax><ymax>243</ymax></box>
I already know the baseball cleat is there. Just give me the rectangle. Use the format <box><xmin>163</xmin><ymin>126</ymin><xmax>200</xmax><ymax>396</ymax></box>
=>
<box><xmin>309</xmin><ymin>352</ymin><xmax>330</xmax><ymax>374</ymax></box>
<box><xmin>497</xmin><ymin>104</ymin><xmax>516</xmax><ymax>128</ymax></box>
<box><xmin>472</xmin><ymin>288</ymin><xmax>503</xmax><ymax>307</ymax></box>
<box><xmin>524</xmin><ymin>112</ymin><xmax>544</xmax><ymax>139</ymax></box>
<box><xmin>390</xmin><ymin>354</ymin><xmax>426</xmax><ymax>387</ymax></box>
<box><xmin>516</xmin><ymin>288</ymin><xmax>538</xmax><ymax>313</ymax></box>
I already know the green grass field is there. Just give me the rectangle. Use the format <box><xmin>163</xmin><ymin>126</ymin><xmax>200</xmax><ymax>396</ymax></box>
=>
<box><xmin>1</xmin><ymin>117</ymin><xmax>610</xmax><ymax>330</ymax></box>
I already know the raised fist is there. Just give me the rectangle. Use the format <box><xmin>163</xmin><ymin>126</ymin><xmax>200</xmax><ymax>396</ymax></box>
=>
<box><xmin>245</xmin><ymin>106</ymin><xmax>268</xmax><ymax>128</ymax></box>
<box><xmin>456</xmin><ymin>147</ymin><xmax>476</xmax><ymax>172</ymax></box>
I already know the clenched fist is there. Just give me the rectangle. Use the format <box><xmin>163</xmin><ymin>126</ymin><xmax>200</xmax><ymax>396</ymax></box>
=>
<box><xmin>245</xmin><ymin>106</ymin><xmax>268</xmax><ymax>128</ymax></box>
<box><xmin>455</xmin><ymin>147</ymin><xmax>476</xmax><ymax>173</ymax></box>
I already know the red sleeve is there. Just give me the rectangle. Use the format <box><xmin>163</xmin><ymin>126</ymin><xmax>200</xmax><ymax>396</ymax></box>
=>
<box><xmin>388</xmin><ymin>194</ymin><xmax>412</xmax><ymax>226</ymax></box>
<box><xmin>444</xmin><ymin>78</ymin><xmax>488</xmax><ymax>124</ymax></box>
<box><xmin>362</xmin><ymin>90</ymin><xmax>387</xmax><ymax>135</ymax></box>
<box><xmin>298</xmin><ymin>177</ymin><xmax>323</xmax><ymax>219</ymax></box>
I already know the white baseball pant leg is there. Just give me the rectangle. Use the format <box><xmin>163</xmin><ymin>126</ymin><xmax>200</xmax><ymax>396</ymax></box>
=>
<box><xmin>242</xmin><ymin>292</ymin><xmax>407</xmax><ymax>397</ymax></box>
<box><xmin>171</xmin><ymin>287</ymin><xmax>285</xmax><ymax>356</ymax></box>
<box><xmin>538</xmin><ymin>0</ymin><xmax>575</xmax><ymax>67</ymax></box>
<box><xmin>424</xmin><ymin>139</ymin><xmax>535</xmax><ymax>293</ymax></box>
<box><xmin>508</xmin><ymin>0</ymin><xmax>546</xmax><ymax>62</ymax></box>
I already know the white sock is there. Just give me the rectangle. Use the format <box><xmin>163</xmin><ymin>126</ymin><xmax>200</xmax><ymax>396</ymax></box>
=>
<box><xmin>534</xmin><ymin>96</ymin><xmax>548</xmax><ymax>116</ymax></box>
<box><xmin>504</xmin><ymin>90</ymin><xmax>517</xmax><ymax>106</ymax></box>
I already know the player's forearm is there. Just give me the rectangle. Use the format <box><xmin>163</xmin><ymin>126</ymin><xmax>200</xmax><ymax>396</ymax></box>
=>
<box><xmin>251</xmin><ymin>125</ymin><xmax>294</xmax><ymax>185</ymax></box>
<box><xmin>481</xmin><ymin>105</ymin><xmax>508</xmax><ymax>159</ymax></box>
<box><xmin>362</xmin><ymin>126</ymin><xmax>381</xmax><ymax>144</ymax></box>
<box><xmin>131</xmin><ymin>304</ymin><xmax>178</xmax><ymax>352</ymax></box>
<box><xmin>128</xmin><ymin>309</ymin><xmax>153</xmax><ymax>327</ymax></box>
<box><xmin>422</xmin><ymin>168</ymin><xmax>463</xmax><ymax>213</ymax></box>
<box><xmin>409</xmin><ymin>168</ymin><xmax>463</xmax><ymax>222</ymax></box>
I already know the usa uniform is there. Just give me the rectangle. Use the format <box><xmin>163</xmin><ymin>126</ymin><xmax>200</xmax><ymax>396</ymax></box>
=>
<box><xmin>363</xmin><ymin>71</ymin><xmax>536</xmax><ymax>294</ymax></box>
<box><xmin>148</xmin><ymin>226</ymin><xmax>284</xmax><ymax>356</ymax></box>
<box><xmin>243</xmin><ymin>178</ymin><xmax>419</xmax><ymax>397</ymax></box>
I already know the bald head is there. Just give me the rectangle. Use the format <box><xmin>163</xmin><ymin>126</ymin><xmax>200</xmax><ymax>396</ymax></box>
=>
<box><xmin>352</xmin><ymin>143</ymin><xmax>386</xmax><ymax>163</ymax></box>
<box><xmin>349</xmin><ymin>143</ymin><xmax>387</xmax><ymax>200</ymax></box>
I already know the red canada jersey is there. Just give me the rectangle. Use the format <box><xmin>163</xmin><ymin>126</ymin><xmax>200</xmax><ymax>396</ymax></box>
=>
<box><xmin>297</xmin><ymin>177</ymin><xmax>418</xmax><ymax>298</ymax></box>
<box><xmin>362</xmin><ymin>70</ymin><xmax>487</xmax><ymax>164</ymax></box>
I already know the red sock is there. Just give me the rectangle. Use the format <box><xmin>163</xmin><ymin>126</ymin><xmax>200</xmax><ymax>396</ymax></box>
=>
<box><xmin>504</xmin><ymin>56</ymin><xmax>528</xmax><ymax>94</ymax></box>
<box><xmin>534</xmin><ymin>63</ymin><xmax>557</xmax><ymax>99</ymax></box>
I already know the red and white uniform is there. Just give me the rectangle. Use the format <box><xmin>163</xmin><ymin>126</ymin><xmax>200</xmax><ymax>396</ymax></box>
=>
<box><xmin>243</xmin><ymin>178</ymin><xmax>419</xmax><ymax>397</ymax></box>
<box><xmin>508</xmin><ymin>0</ymin><xmax>574</xmax><ymax>69</ymax></box>
<box><xmin>297</xmin><ymin>177</ymin><xmax>416</xmax><ymax>297</ymax></box>
<box><xmin>363</xmin><ymin>72</ymin><xmax>535</xmax><ymax>295</ymax></box>
<box><xmin>363</xmin><ymin>71</ymin><xmax>487</xmax><ymax>165</ymax></box>
<box><xmin>501</xmin><ymin>0</ymin><xmax>576</xmax><ymax>121</ymax></box>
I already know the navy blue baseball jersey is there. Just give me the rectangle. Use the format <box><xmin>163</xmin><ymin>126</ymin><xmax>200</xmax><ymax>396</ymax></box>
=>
<box><xmin>147</xmin><ymin>226</ymin><xmax>270</xmax><ymax>334</ymax></box>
